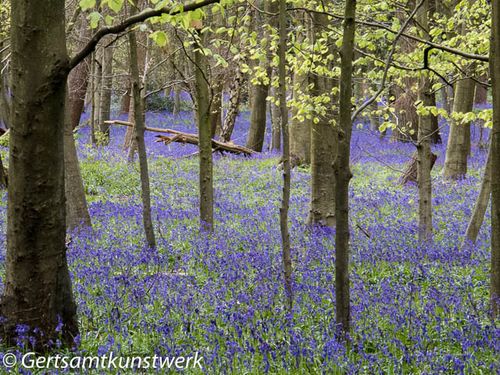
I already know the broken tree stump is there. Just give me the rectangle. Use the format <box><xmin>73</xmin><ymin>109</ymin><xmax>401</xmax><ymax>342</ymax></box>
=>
<box><xmin>400</xmin><ymin>151</ymin><xmax>437</xmax><ymax>185</ymax></box>
<box><xmin>105</xmin><ymin>120</ymin><xmax>255</xmax><ymax>156</ymax></box>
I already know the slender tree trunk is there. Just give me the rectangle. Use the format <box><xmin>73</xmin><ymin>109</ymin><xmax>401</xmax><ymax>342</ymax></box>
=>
<box><xmin>68</xmin><ymin>18</ymin><xmax>91</xmax><ymax>130</ymax></box>
<box><xmin>270</xmin><ymin>77</ymin><xmax>281</xmax><ymax>151</ymax></box>
<box><xmin>307</xmin><ymin>11</ymin><xmax>336</xmax><ymax>228</ymax></box>
<box><xmin>91</xmin><ymin>53</ymin><xmax>102</xmax><ymax>145</ymax></box>
<box><xmin>443</xmin><ymin>78</ymin><xmax>475</xmax><ymax>179</ymax></box>
<box><xmin>99</xmin><ymin>43</ymin><xmax>114</xmax><ymax>143</ymax></box>
<box><xmin>278</xmin><ymin>0</ymin><xmax>292</xmax><ymax>311</ymax></box>
<box><xmin>417</xmin><ymin>0</ymin><xmax>434</xmax><ymax>242</ymax></box>
<box><xmin>64</xmin><ymin>93</ymin><xmax>91</xmax><ymax>231</ymax></box>
<box><xmin>465</xmin><ymin>141</ymin><xmax>492</xmax><ymax>243</ymax></box>
<box><xmin>0</xmin><ymin>0</ymin><xmax>78</xmax><ymax>348</ymax></box>
<box><xmin>335</xmin><ymin>0</ymin><xmax>356</xmax><ymax>336</ymax></box>
<box><xmin>490</xmin><ymin>0</ymin><xmax>500</xmax><ymax>319</ymax></box>
<box><xmin>221</xmin><ymin>67</ymin><xmax>244</xmax><ymax>143</ymax></box>
<box><xmin>210</xmin><ymin>82</ymin><xmax>222</xmax><ymax>138</ymax></box>
<box><xmin>129</xmin><ymin>7</ymin><xmax>156</xmax><ymax>248</ymax></box>
<box><xmin>0</xmin><ymin>152</ymin><xmax>7</xmax><ymax>189</ymax></box>
<box><xmin>194</xmin><ymin>30</ymin><xmax>214</xmax><ymax>231</ymax></box>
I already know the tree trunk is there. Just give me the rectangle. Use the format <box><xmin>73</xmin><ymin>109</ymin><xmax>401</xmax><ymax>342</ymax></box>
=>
<box><xmin>490</xmin><ymin>0</ymin><xmax>500</xmax><ymax>319</ymax></box>
<box><xmin>64</xmin><ymin>94</ymin><xmax>91</xmax><ymax>231</ymax></box>
<box><xmin>307</xmin><ymin>11</ymin><xmax>336</xmax><ymax>228</ymax></box>
<box><xmin>270</xmin><ymin>77</ymin><xmax>281</xmax><ymax>151</ymax></box>
<box><xmin>91</xmin><ymin>53</ymin><xmax>102</xmax><ymax>145</ymax></box>
<box><xmin>68</xmin><ymin>18</ymin><xmax>91</xmax><ymax>130</ymax></box>
<box><xmin>289</xmin><ymin>70</ymin><xmax>311</xmax><ymax>165</ymax></box>
<box><xmin>246</xmin><ymin>0</ymin><xmax>275</xmax><ymax>152</ymax></box>
<box><xmin>465</xmin><ymin>141</ymin><xmax>492</xmax><ymax>243</ymax></box>
<box><xmin>0</xmin><ymin>152</ymin><xmax>7</xmax><ymax>189</ymax></box>
<box><xmin>443</xmin><ymin>78</ymin><xmax>475</xmax><ymax>179</ymax></box>
<box><xmin>0</xmin><ymin>0</ymin><xmax>78</xmax><ymax>348</ymax></box>
<box><xmin>474</xmin><ymin>76</ymin><xmax>488</xmax><ymax>105</ymax></box>
<box><xmin>194</xmin><ymin>30</ymin><xmax>214</xmax><ymax>231</ymax></box>
<box><xmin>246</xmin><ymin>80</ymin><xmax>269</xmax><ymax>151</ymax></box>
<box><xmin>278</xmin><ymin>0</ymin><xmax>292</xmax><ymax>311</ymax></box>
<box><xmin>0</xmin><ymin>38</ymin><xmax>11</xmax><ymax>130</ymax></box>
<box><xmin>220</xmin><ymin>66</ymin><xmax>244</xmax><ymax>143</ymax></box>
<box><xmin>416</xmin><ymin>0</ymin><xmax>434</xmax><ymax>242</ymax></box>
<box><xmin>120</xmin><ymin>85</ymin><xmax>132</xmax><ymax>115</ymax></box>
<box><xmin>335</xmin><ymin>0</ymin><xmax>356</xmax><ymax>336</ymax></box>
<box><xmin>99</xmin><ymin>43</ymin><xmax>114</xmax><ymax>143</ymax></box>
<box><xmin>210</xmin><ymin>82</ymin><xmax>222</xmax><ymax>138</ymax></box>
<box><xmin>129</xmin><ymin>8</ymin><xmax>156</xmax><ymax>248</ymax></box>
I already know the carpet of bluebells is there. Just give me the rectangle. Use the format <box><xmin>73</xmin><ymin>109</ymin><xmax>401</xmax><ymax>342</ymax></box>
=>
<box><xmin>0</xmin><ymin>103</ymin><xmax>499</xmax><ymax>374</ymax></box>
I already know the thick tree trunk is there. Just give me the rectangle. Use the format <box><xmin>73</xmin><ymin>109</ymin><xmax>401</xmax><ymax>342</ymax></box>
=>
<box><xmin>335</xmin><ymin>0</ymin><xmax>356</xmax><ymax>336</ymax></box>
<box><xmin>474</xmin><ymin>76</ymin><xmax>488</xmax><ymax>105</ymax></box>
<box><xmin>64</xmin><ymin>94</ymin><xmax>91</xmax><ymax>231</ymax></box>
<box><xmin>129</xmin><ymin>9</ymin><xmax>156</xmax><ymax>248</ymax></box>
<box><xmin>289</xmin><ymin>71</ymin><xmax>311</xmax><ymax>165</ymax></box>
<box><xmin>246</xmin><ymin>80</ymin><xmax>269</xmax><ymax>151</ymax></box>
<box><xmin>490</xmin><ymin>0</ymin><xmax>500</xmax><ymax>319</ymax></box>
<box><xmin>99</xmin><ymin>43</ymin><xmax>114</xmax><ymax>143</ymax></box>
<box><xmin>443</xmin><ymin>78</ymin><xmax>475</xmax><ymax>179</ymax></box>
<box><xmin>465</xmin><ymin>142</ymin><xmax>492</xmax><ymax>243</ymax></box>
<box><xmin>246</xmin><ymin>0</ymin><xmax>275</xmax><ymax>152</ymax></box>
<box><xmin>278</xmin><ymin>0</ymin><xmax>292</xmax><ymax>311</ymax></box>
<box><xmin>0</xmin><ymin>0</ymin><xmax>78</xmax><ymax>348</ymax></box>
<box><xmin>416</xmin><ymin>0</ymin><xmax>434</xmax><ymax>242</ymax></box>
<box><xmin>120</xmin><ymin>85</ymin><xmax>131</xmax><ymax>115</ymax></box>
<box><xmin>194</xmin><ymin>31</ymin><xmax>214</xmax><ymax>231</ymax></box>
<box><xmin>307</xmin><ymin>11</ymin><xmax>336</xmax><ymax>228</ymax></box>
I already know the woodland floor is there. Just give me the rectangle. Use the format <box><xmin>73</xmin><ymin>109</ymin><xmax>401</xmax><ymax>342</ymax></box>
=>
<box><xmin>0</xmin><ymin>110</ymin><xmax>499</xmax><ymax>374</ymax></box>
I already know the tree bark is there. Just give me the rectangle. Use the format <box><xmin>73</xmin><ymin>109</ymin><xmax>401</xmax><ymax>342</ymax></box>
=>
<box><xmin>490</xmin><ymin>0</ymin><xmax>500</xmax><ymax>319</ymax></box>
<box><xmin>194</xmin><ymin>30</ymin><xmax>214</xmax><ymax>231</ymax></box>
<box><xmin>68</xmin><ymin>18</ymin><xmax>91</xmax><ymax>130</ymax></box>
<box><xmin>307</xmin><ymin>11</ymin><xmax>336</xmax><ymax>228</ymax></box>
<box><xmin>278</xmin><ymin>0</ymin><xmax>292</xmax><ymax>311</ymax></box>
<box><xmin>64</xmin><ymin>94</ymin><xmax>91</xmax><ymax>231</ymax></box>
<box><xmin>220</xmin><ymin>66</ymin><xmax>244</xmax><ymax>143</ymax></box>
<box><xmin>270</xmin><ymin>77</ymin><xmax>281</xmax><ymax>151</ymax></box>
<box><xmin>335</xmin><ymin>0</ymin><xmax>356</xmax><ymax>336</ymax></box>
<box><xmin>129</xmin><ymin>6</ymin><xmax>156</xmax><ymax>248</ymax></box>
<box><xmin>246</xmin><ymin>0</ymin><xmax>275</xmax><ymax>152</ymax></box>
<box><xmin>0</xmin><ymin>0</ymin><xmax>79</xmax><ymax>348</ymax></box>
<box><xmin>465</xmin><ymin>141</ymin><xmax>492</xmax><ymax>243</ymax></box>
<box><xmin>443</xmin><ymin>78</ymin><xmax>475</xmax><ymax>179</ymax></box>
<box><xmin>416</xmin><ymin>0</ymin><xmax>434</xmax><ymax>242</ymax></box>
<box><xmin>0</xmin><ymin>152</ymin><xmax>7</xmax><ymax>189</ymax></box>
<box><xmin>99</xmin><ymin>43</ymin><xmax>114</xmax><ymax>143</ymax></box>
<box><xmin>289</xmin><ymin>70</ymin><xmax>311</xmax><ymax>165</ymax></box>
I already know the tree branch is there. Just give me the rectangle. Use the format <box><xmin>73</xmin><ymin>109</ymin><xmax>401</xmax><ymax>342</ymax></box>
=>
<box><xmin>69</xmin><ymin>0</ymin><xmax>220</xmax><ymax>71</ymax></box>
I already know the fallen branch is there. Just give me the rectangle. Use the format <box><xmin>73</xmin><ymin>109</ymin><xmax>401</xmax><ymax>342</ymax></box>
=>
<box><xmin>105</xmin><ymin>120</ymin><xmax>255</xmax><ymax>156</ymax></box>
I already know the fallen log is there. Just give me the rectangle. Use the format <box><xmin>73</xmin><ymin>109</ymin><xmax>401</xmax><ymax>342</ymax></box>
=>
<box><xmin>105</xmin><ymin>120</ymin><xmax>255</xmax><ymax>156</ymax></box>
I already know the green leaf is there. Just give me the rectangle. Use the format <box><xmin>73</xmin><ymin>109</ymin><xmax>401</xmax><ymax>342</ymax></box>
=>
<box><xmin>107</xmin><ymin>0</ymin><xmax>124</xmax><ymax>13</ymax></box>
<box><xmin>89</xmin><ymin>12</ymin><xmax>101</xmax><ymax>29</ymax></box>
<box><xmin>150</xmin><ymin>31</ymin><xmax>168</xmax><ymax>47</ymax></box>
<box><xmin>80</xmin><ymin>0</ymin><xmax>96</xmax><ymax>11</ymax></box>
